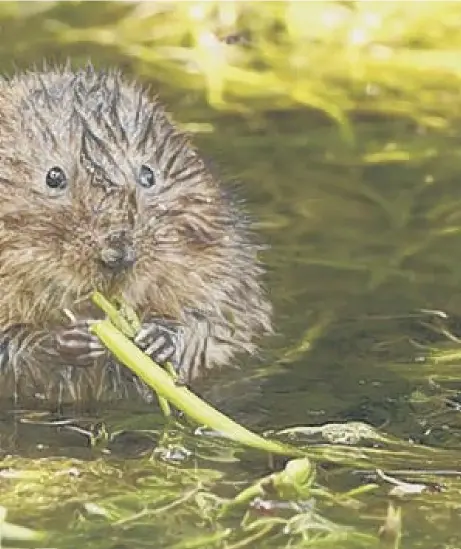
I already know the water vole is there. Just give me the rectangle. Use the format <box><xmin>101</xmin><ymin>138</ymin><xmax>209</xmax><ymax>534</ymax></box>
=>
<box><xmin>0</xmin><ymin>65</ymin><xmax>272</xmax><ymax>406</ymax></box>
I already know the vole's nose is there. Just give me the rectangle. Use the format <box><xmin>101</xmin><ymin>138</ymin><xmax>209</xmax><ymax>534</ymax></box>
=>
<box><xmin>100</xmin><ymin>228</ymin><xmax>136</xmax><ymax>271</ymax></box>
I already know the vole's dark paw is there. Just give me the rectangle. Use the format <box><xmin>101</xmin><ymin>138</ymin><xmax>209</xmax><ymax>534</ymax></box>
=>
<box><xmin>55</xmin><ymin>320</ymin><xmax>107</xmax><ymax>367</ymax></box>
<box><xmin>134</xmin><ymin>318</ymin><xmax>179</xmax><ymax>368</ymax></box>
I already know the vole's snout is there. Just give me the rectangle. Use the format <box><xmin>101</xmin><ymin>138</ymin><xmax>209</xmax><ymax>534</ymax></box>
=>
<box><xmin>99</xmin><ymin>228</ymin><xmax>136</xmax><ymax>271</ymax></box>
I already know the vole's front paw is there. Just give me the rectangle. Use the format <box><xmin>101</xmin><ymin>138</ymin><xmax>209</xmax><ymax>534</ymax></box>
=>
<box><xmin>55</xmin><ymin>320</ymin><xmax>107</xmax><ymax>367</ymax></box>
<box><xmin>134</xmin><ymin>318</ymin><xmax>179</xmax><ymax>369</ymax></box>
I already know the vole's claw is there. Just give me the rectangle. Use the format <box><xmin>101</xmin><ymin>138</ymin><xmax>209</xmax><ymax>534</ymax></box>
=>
<box><xmin>55</xmin><ymin>320</ymin><xmax>106</xmax><ymax>367</ymax></box>
<box><xmin>134</xmin><ymin>318</ymin><xmax>179</xmax><ymax>369</ymax></box>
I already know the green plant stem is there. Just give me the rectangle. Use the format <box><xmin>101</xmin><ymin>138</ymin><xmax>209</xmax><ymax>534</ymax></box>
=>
<box><xmin>92</xmin><ymin>290</ymin><xmax>172</xmax><ymax>416</ymax></box>
<box><xmin>90</xmin><ymin>317</ymin><xmax>305</xmax><ymax>458</ymax></box>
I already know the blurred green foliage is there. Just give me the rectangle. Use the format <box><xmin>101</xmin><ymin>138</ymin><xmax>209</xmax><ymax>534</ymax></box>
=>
<box><xmin>3</xmin><ymin>0</ymin><xmax>461</xmax><ymax>127</ymax></box>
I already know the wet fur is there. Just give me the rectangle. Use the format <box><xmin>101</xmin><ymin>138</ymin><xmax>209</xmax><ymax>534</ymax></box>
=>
<box><xmin>0</xmin><ymin>65</ymin><xmax>272</xmax><ymax>405</ymax></box>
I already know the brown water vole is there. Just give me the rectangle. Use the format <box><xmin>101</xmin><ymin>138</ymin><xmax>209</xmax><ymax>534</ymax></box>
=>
<box><xmin>0</xmin><ymin>65</ymin><xmax>272</xmax><ymax>406</ymax></box>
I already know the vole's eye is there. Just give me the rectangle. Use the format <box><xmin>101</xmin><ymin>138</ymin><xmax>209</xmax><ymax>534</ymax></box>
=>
<box><xmin>46</xmin><ymin>166</ymin><xmax>68</xmax><ymax>189</ymax></box>
<box><xmin>138</xmin><ymin>165</ymin><xmax>155</xmax><ymax>188</ymax></box>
